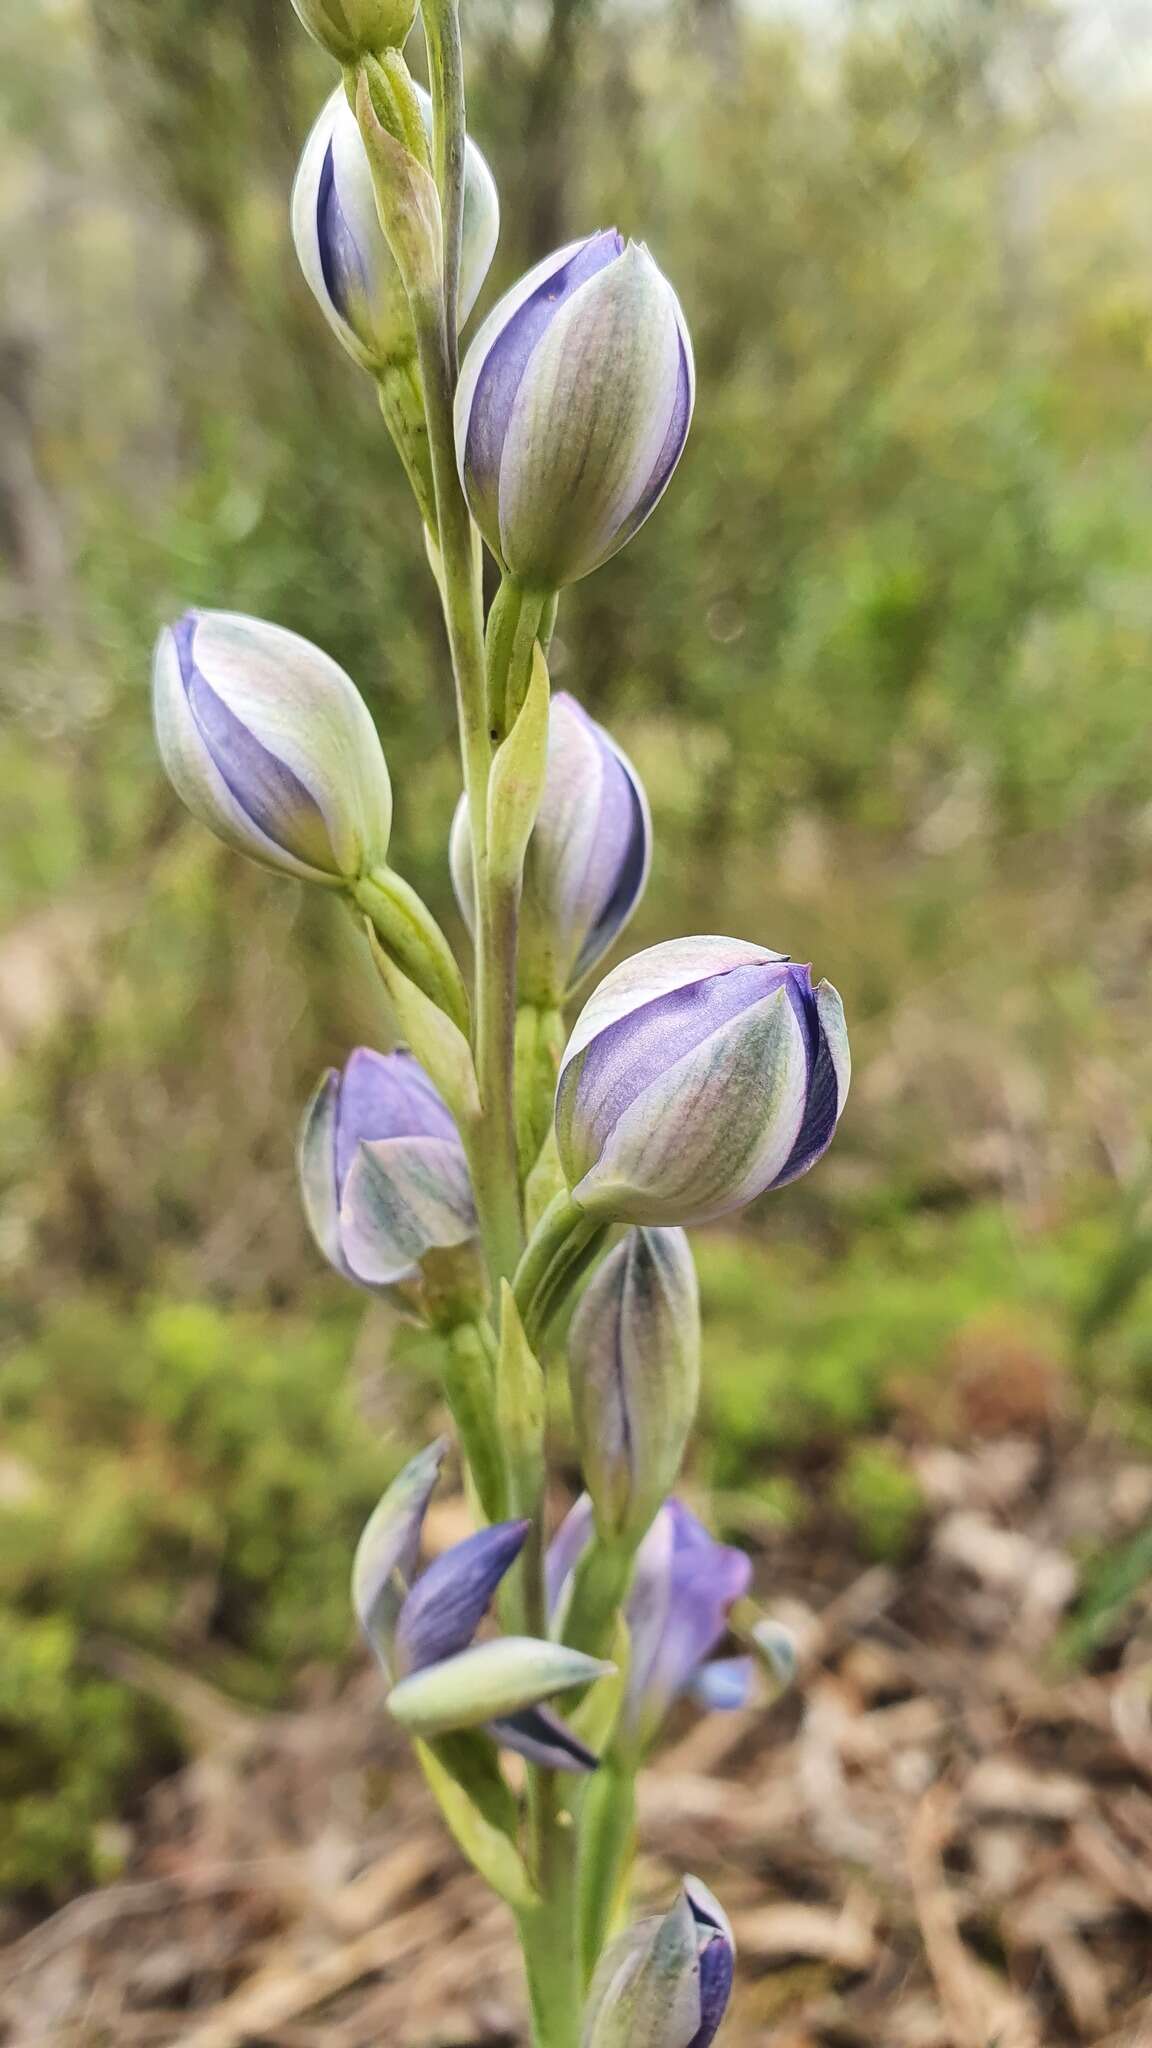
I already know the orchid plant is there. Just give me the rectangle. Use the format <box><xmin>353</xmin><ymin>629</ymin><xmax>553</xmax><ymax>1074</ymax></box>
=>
<box><xmin>152</xmin><ymin>2</ymin><xmax>850</xmax><ymax>2039</ymax></box>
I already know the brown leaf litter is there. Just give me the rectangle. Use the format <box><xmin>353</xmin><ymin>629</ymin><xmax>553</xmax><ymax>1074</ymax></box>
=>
<box><xmin>2</xmin><ymin>1430</ymin><xmax>1151</xmax><ymax>2047</ymax></box>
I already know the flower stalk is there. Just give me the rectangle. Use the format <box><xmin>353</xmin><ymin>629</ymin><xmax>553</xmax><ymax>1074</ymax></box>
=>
<box><xmin>151</xmin><ymin>8</ymin><xmax>856</xmax><ymax>2041</ymax></box>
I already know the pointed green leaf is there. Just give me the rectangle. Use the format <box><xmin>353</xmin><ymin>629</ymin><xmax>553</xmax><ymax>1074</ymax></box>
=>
<box><xmin>416</xmin><ymin>1733</ymin><xmax>538</xmax><ymax>1910</ymax></box>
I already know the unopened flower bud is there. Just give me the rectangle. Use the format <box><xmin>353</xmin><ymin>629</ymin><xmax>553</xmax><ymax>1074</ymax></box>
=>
<box><xmin>290</xmin><ymin>0</ymin><xmax>417</xmax><ymax>63</ymax></box>
<box><xmin>293</xmin><ymin>82</ymin><xmax>499</xmax><ymax>373</ymax></box>
<box><xmin>568</xmin><ymin>1228</ymin><xmax>699</xmax><ymax>1542</ymax></box>
<box><xmin>153</xmin><ymin>609</ymin><xmax>392</xmax><ymax>885</ymax></box>
<box><xmin>455</xmin><ymin>232</ymin><xmax>693</xmax><ymax>588</ymax></box>
<box><xmin>299</xmin><ymin>1047</ymin><xmax>481</xmax><ymax>1304</ymax></box>
<box><xmin>450</xmin><ymin>692</ymin><xmax>651</xmax><ymax>1003</ymax></box>
<box><xmin>555</xmin><ymin>937</ymin><xmax>850</xmax><ymax>1225</ymax></box>
<box><xmin>583</xmin><ymin>1877</ymin><xmax>735</xmax><ymax>2048</ymax></box>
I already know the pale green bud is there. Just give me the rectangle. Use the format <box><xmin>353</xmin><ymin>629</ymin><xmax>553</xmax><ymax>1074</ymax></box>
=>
<box><xmin>290</xmin><ymin>0</ymin><xmax>416</xmax><ymax>62</ymax></box>
<box><xmin>568</xmin><ymin>1228</ymin><xmax>700</xmax><ymax>1543</ymax></box>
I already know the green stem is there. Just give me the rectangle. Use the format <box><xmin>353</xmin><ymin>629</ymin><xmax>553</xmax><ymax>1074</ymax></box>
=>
<box><xmin>559</xmin><ymin>1535</ymin><xmax>635</xmax><ymax>1659</ymax></box>
<box><xmin>406</xmin><ymin>280</ymin><xmax>523</xmax><ymax>1285</ymax></box>
<box><xmin>513</xmin><ymin>1191</ymin><xmax>611</xmax><ymax>1350</ymax></box>
<box><xmin>485</xmin><ymin>576</ymin><xmax>551</xmax><ymax>741</ymax></box>
<box><xmin>518</xmin><ymin>1775</ymin><xmax>583</xmax><ymax>2048</ymax></box>
<box><xmin>420</xmin><ymin>0</ymin><xmax>466</xmax><ymax>380</ymax></box>
<box><xmin>376</xmin><ymin>360</ymin><xmax>437</xmax><ymax>533</ymax></box>
<box><xmin>578</xmin><ymin>1756</ymin><xmax>637</xmax><ymax>1980</ymax></box>
<box><xmin>440</xmin><ymin>1320</ymin><xmax>506</xmax><ymax>1522</ymax></box>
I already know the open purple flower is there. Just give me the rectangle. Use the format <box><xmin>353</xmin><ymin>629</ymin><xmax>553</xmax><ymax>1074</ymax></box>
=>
<box><xmin>298</xmin><ymin>1047</ymin><xmax>478</xmax><ymax>1298</ymax></box>
<box><xmin>153</xmin><ymin>608</ymin><xmax>392</xmax><ymax>885</ymax></box>
<box><xmin>354</xmin><ymin>1443</ymin><xmax>602</xmax><ymax>1767</ymax></box>
<box><xmin>292</xmin><ymin>83</ymin><xmax>499</xmax><ymax>372</ymax></box>
<box><xmin>555</xmin><ymin>935</ymin><xmax>851</xmax><ymax>1225</ymax></box>
<box><xmin>454</xmin><ymin>232</ymin><xmax>694</xmax><ymax>588</ymax></box>
<box><xmin>450</xmin><ymin>691</ymin><xmax>651</xmax><ymax>1002</ymax></box>
<box><xmin>548</xmin><ymin>1496</ymin><xmax>752</xmax><ymax>1751</ymax></box>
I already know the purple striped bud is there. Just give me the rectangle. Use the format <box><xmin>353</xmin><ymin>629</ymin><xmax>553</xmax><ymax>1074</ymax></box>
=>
<box><xmin>153</xmin><ymin>609</ymin><xmax>392</xmax><ymax>885</ymax></box>
<box><xmin>450</xmin><ymin>692</ymin><xmax>651</xmax><ymax>1002</ymax></box>
<box><xmin>352</xmin><ymin>1454</ymin><xmax>603</xmax><ymax>1762</ymax></box>
<box><xmin>582</xmin><ymin>1877</ymin><xmax>735</xmax><ymax>2048</ymax></box>
<box><xmin>549</xmin><ymin>1497</ymin><xmax>752</xmax><ymax>1750</ymax></box>
<box><xmin>555</xmin><ymin>937</ymin><xmax>850</xmax><ymax>1225</ymax></box>
<box><xmin>298</xmin><ymin>1047</ymin><xmax>479</xmax><ymax>1296</ymax></box>
<box><xmin>568</xmin><ymin>1228</ymin><xmax>699</xmax><ymax>1542</ymax></box>
<box><xmin>454</xmin><ymin>233</ymin><xmax>694</xmax><ymax>588</ymax></box>
<box><xmin>290</xmin><ymin>0</ymin><xmax>416</xmax><ymax>64</ymax></box>
<box><xmin>293</xmin><ymin>84</ymin><xmax>499</xmax><ymax>372</ymax></box>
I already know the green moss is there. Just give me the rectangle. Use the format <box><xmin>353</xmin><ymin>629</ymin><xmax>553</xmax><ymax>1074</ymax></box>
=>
<box><xmin>833</xmin><ymin>1444</ymin><xmax>924</xmax><ymax>1562</ymax></box>
<box><xmin>0</xmin><ymin>1293</ymin><xmax>399</xmax><ymax>1896</ymax></box>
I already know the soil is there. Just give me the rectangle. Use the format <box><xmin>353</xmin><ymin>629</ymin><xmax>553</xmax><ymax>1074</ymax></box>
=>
<box><xmin>3</xmin><ymin>1422</ymin><xmax>1151</xmax><ymax>2048</ymax></box>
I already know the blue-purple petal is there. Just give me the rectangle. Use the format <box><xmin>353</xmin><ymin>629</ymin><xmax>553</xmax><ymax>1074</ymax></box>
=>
<box><xmin>626</xmin><ymin>1501</ymin><xmax>752</xmax><ymax>1734</ymax></box>
<box><xmin>490</xmin><ymin>1704</ymin><xmax>599</xmax><ymax>1772</ymax></box>
<box><xmin>463</xmin><ymin>230</ymin><xmax>624</xmax><ymax>503</ymax></box>
<box><xmin>767</xmin><ymin>977</ymin><xmax>842</xmax><ymax>1190</ymax></box>
<box><xmin>393</xmin><ymin>1519</ymin><xmax>530</xmax><ymax>1675</ymax></box>
<box><xmin>175</xmin><ymin>614</ymin><xmax>334</xmax><ymax>870</ymax></box>
<box><xmin>689</xmin><ymin>1656</ymin><xmax>756</xmax><ymax>1713</ymax></box>
<box><xmin>611</xmin><ymin>329</ymin><xmax>694</xmax><ymax>552</ymax></box>
<box><xmin>316</xmin><ymin>138</ymin><xmax>369</xmax><ymax>324</ymax></box>
<box><xmin>572</xmin><ymin>715</ymin><xmax>651</xmax><ymax>984</ymax></box>
<box><xmin>334</xmin><ymin>1047</ymin><xmax>460</xmax><ymax>1196</ymax></box>
<box><xmin>545</xmin><ymin>1493</ymin><xmax>595</xmax><ymax>1618</ymax></box>
<box><xmin>690</xmin><ymin>1929</ymin><xmax>735</xmax><ymax>2048</ymax></box>
<box><xmin>566</xmin><ymin>960</ymin><xmax>797</xmax><ymax>1162</ymax></box>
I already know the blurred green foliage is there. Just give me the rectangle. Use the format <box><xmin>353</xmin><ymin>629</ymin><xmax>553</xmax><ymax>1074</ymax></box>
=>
<box><xmin>0</xmin><ymin>1292</ymin><xmax>399</xmax><ymax>1893</ymax></box>
<box><xmin>4</xmin><ymin>0</ymin><xmax>1152</xmax><ymax>1895</ymax></box>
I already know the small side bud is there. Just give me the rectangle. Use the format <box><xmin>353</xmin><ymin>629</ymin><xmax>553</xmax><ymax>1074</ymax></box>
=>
<box><xmin>153</xmin><ymin>609</ymin><xmax>392</xmax><ymax>886</ymax></box>
<box><xmin>292</xmin><ymin>81</ymin><xmax>499</xmax><ymax>373</ymax></box>
<box><xmin>451</xmin><ymin>691</ymin><xmax>651</xmax><ymax>1006</ymax></box>
<box><xmin>582</xmin><ymin>1878</ymin><xmax>735</xmax><ymax>2048</ymax></box>
<box><xmin>298</xmin><ymin>1048</ymin><xmax>484</xmax><ymax>1321</ymax></box>
<box><xmin>568</xmin><ymin>1228</ymin><xmax>700</xmax><ymax>1543</ymax></box>
<box><xmin>289</xmin><ymin>0</ymin><xmax>417</xmax><ymax>63</ymax></box>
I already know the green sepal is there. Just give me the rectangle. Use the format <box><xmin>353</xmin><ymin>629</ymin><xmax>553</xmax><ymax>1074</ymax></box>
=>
<box><xmin>388</xmin><ymin>1635</ymin><xmax>613</xmax><ymax>1735</ymax></box>
<box><xmin>361</xmin><ymin>918</ymin><xmax>478</xmax><ymax>1127</ymax></box>
<box><xmin>354</xmin><ymin>61</ymin><xmax>442</xmax><ymax>307</ymax></box>
<box><xmin>440</xmin><ymin>1318</ymin><xmax>506</xmax><ymax>1523</ymax></box>
<box><xmin>376</xmin><ymin>362</ymin><xmax>437</xmax><ymax>532</ymax></box>
<box><xmin>487</xmin><ymin>642</ymin><xmax>550</xmax><ymax>891</ymax></box>
<box><xmin>524</xmin><ymin>1125</ymin><xmax>568</xmax><ymax>1233</ymax></box>
<box><xmin>355</xmin><ymin>865</ymin><xmax>470</xmax><ymax>1036</ymax></box>
<box><xmin>416</xmin><ymin>1732</ymin><xmax>538</xmax><ymax>1910</ymax></box>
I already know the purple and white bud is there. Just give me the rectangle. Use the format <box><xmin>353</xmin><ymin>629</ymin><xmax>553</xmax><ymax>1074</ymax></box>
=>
<box><xmin>292</xmin><ymin>83</ymin><xmax>499</xmax><ymax>373</ymax></box>
<box><xmin>450</xmin><ymin>692</ymin><xmax>651</xmax><ymax>1002</ymax></box>
<box><xmin>298</xmin><ymin>1047</ymin><xmax>478</xmax><ymax>1296</ymax></box>
<box><xmin>353</xmin><ymin>1446</ymin><xmax>603</xmax><ymax>1766</ymax></box>
<box><xmin>582</xmin><ymin>1877</ymin><xmax>735</xmax><ymax>2048</ymax></box>
<box><xmin>290</xmin><ymin>0</ymin><xmax>417</xmax><ymax>64</ymax></box>
<box><xmin>549</xmin><ymin>1497</ymin><xmax>752</xmax><ymax>1751</ymax></box>
<box><xmin>568</xmin><ymin>1228</ymin><xmax>699</xmax><ymax>1542</ymax></box>
<box><xmin>454</xmin><ymin>232</ymin><xmax>694</xmax><ymax>588</ymax></box>
<box><xmin>153</xmin><ymin>609</ymin><xmax>392</xmax><ymax>885</ymax></box>
<box><xmin>555</xmin><ymin>937</ymin><xmax>850</xmax><ymax>1225</ymax></box>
